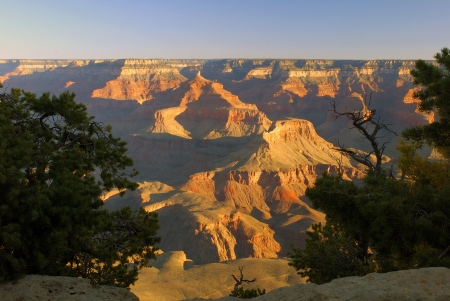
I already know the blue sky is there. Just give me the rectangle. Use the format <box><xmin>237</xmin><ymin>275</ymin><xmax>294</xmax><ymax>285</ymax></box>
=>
<box><xmin>2</xmin><ymin>0</ymin><xmax>449</xmax><ymax>59</ymax></box>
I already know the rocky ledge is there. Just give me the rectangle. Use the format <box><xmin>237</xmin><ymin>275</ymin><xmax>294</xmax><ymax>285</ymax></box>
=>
<box><xmin>0</xmin><ymin>275</ymin><xmax>139</xmax><ymax>301</ymax></box>
<box><xmin>188</xmin><ymin>267</ymin><xmax>450</xmax><ymax>301</ymax></box>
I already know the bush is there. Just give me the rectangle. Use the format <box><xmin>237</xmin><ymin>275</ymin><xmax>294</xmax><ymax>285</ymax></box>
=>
<box><xmin>230</xmin><ymin>287</ymin><xmax>266</xmax><ymax>299</ymax></box>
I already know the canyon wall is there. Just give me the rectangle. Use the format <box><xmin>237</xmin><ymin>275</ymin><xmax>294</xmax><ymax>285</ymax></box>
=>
<box><xmin>1</xmin><ymin>58</ymin><xmax>430</xmax><ymax>156</ymax></box>
<box><xmin>1</xmin><ymin>58</ymin><xmax>431</xmax><ymax>264</ymax></box>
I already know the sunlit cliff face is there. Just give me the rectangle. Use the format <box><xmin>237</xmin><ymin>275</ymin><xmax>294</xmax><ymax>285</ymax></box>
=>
<box><xmin>0</xmin><ymin>58</ymin><xmax>432</xmax><ymax>265</ymax></box>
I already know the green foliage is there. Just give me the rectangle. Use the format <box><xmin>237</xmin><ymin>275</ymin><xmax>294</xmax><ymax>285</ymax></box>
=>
<box><xmin>403</xmin><ymin>47</ymin><xmax>450</xmax><ymax>159</ymax></box>
<box><xmin>0</xmin><ymin>89</ymin><xmax>160</xmax><ymax>288</ymax></box>
<box><xmin>396</xmin><ymin>139</ymin><xmax>450</xmax><ymax>190</ymax></box>
<box><xmin>229</xmin><ymin>287</ymin><xmax>266</xmax><ymax>299</ymax></box>
<box><xmin>288</xmin><ymin>49</ymin><xmax>450</xmax><ymax>284</ymax></box>
<box><xmin>62</xmin><ymin>207</ymin><xmax>160</xmax><ymax>288</ymax></box>
<box><xmin>288</xmin><ymin>221</ymin><xmax>378</xmax><ymax>285</ymax></box>
<box><xmin>288</xmin><ymin>169</ymin><xmax>450</xmax><ymax>284</ymax></box>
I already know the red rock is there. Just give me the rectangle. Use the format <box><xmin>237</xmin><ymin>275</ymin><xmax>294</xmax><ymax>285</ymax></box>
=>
<box><xmin>2</xmin><ymin>58</ymin><xmax>434</xmax><ymax>265</ymax></box>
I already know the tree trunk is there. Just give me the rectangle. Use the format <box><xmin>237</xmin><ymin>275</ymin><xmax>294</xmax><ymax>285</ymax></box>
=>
<box><xmin>233</xmin><ymin>284</ymin><xmax>239</xmax><ymax>297</ymax></box>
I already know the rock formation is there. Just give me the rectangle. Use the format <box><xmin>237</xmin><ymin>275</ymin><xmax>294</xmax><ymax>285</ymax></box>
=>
<box><xmin>104</xmin><ymin>182</ymin><xmax>282</xmax><ymax>264</ymax></box>
<box><xmin>91</xmin><ymin>60</ymin><xmax>188</xmax><ymax>104</ymax></box>
<box><xmin>186</xmin><ymin>267</ymin><xmax>450</xmax><ymax>301</ymax></box>
<box><xmin>0</xmin><ymin>58</ymin><xmax>433</xmax><ymax>266</ymax></box>
<box><xmin>1</xmin><ymin>58</ymin><xmax>434</xmax><ymax>157</ymax></box>
<box><xmin>130</xmin><ymin>251</ymin><xmax>306</xmax><ymax>301</ymax></box>
<box><xmin>104</xmin><ymin>96</ymin><xmax>360</xmax><ymax>262</ymax></box>
<box><xmin>0</xmin><ymin>275</ymin><xmax>139</xmax><ymax>301</ymax></box>
<box><xmin>89</xmin><ymin>64</ymin><xmax>369</xmax><ymax>263</ymax></box>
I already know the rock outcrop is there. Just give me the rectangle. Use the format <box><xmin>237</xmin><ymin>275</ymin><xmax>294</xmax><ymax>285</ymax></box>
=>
<box><xmin>105</xmin><ymin>115</ymin><xmax>362</xmax><ymax>261</ymax></box>
<box><xmin>131</xmin><ymin>252</ymin><xmax>306</xmax><ymax>301</ymax></box>
<box><xmin>131</xmin><ymin>72</ymin><xmax>270</xmax><ymax>140</ymax></box>
<box><xmin>0</xmin><ymin>59</ymin><xmax>73</xmax><ymax>83</ymax></box>
<box><xmin>1</xmin><ymin>59</ymin><xmax>434</xmax><ymax>154</ymax></box>
<box><xmin>99</xmin><ymin>69</ymin><xmax>368</xmax><ymax>262</ymax></box>
<box><xmin>91</xmin><ymin>59</ymin><xmax>187</xmax><ymax>103</ymax></box>
<box><xmin>0</xmin><ymin>275</ymin><xmax>139</xmax><ymax>301</ymax></box>
<box><xmin>104</xmin><ymin>182</ymin><xmax>281</xmax><ymax>264</ymax></box>
<box><xmin>187</xmin><ymin>267</ymin><xmax>450</xmax><ymax>301</ymax></box>
<box><xmin>0</xmin><ymin>60</ymin><xmax>125</xmax><ymax>103</ymax></box>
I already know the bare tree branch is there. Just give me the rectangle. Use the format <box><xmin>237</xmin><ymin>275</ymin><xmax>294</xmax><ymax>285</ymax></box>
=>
<box><xmin>231</xmin><ymin>266</ymin><xmax>256</xmax><ymax>297</ymax></box>
<box><xmin>329</xmin><ymin>93</ymin><xmax>397</xmax><ymax>176</ymax></box>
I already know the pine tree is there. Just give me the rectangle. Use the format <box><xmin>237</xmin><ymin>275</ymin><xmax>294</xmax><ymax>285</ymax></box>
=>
<box><xmin>288</xmin><ymin>50</ymin><xmax>450</xmax><ymax>283</ymax></box>
<box><xmin>403</xmin><ymin>48</ymin><xmax>450</xmax><ymax>159</ymax></box>
<box><xmin>0</xmin><ymin>85</ymin><xmax>160</xmax><ymax>288</ymax></box>
<box><xmin>396</xmin><ymin>139</ymin><xmax>450</xmax><ymax>190</ymax></box>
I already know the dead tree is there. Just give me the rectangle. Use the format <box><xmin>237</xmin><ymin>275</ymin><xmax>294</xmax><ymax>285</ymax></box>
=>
<box><xmin>329</xmin><ymin>93</ymin><xmax>398</xmax><ymax>262</ymax></box>
<box><xmin>231</xmin><ymin>266</ymin><xmax>256</xmax><ymax>297</ymax></box>
<box><xmin>330</xmin><ymin>93</ymin><xmax>397</xmax><ymax>177</ymax></box>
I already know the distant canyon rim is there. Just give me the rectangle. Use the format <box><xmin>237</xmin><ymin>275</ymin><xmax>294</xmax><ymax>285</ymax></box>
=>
<box><xmin>0</xmin><ymin>58</ymin><xmax>434</xmax><ymax>264</ymax></box>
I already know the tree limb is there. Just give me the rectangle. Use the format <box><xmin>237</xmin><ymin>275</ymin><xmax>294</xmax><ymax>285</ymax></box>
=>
<box><xmin>231</xmin><ymin>266</ymin><xmax>256</xmax><ymax>297</ymax></box>
<box><xmin>329</xmin><ymin>93</ymin><xmax>397</xmax><ymax>176</ymax></box>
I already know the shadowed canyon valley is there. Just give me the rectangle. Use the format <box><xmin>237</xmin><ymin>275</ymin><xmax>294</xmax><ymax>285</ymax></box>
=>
<box><xmin>0</xmin><ymin>58</ymin><xmax>435</xmax><ymax>299</ymax></box>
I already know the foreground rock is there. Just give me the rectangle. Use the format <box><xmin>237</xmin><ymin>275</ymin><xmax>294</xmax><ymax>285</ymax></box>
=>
<box><xmin>0</xmin><ymin>275</ymin><xmax>139</xmax><ymax>301</ymax></box>
<box><xmin>130</xmin><ymin>252</ymin><xmax>306</xmax><ymax>301</ymax></box>
<box><xmin>187</xmin><ymin>267</ymin><xmax>450</xmax><ymax>301</ymax></box>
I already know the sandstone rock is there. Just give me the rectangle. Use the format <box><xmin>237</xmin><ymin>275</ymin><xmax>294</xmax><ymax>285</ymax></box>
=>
<box><xmin>109</xmin><ymin>114</ymin><xmax>362</xmax><ymax>261</ymax></box>
<box><xmin>1</xmin><ymin>59</ymin><xmax>435</xmax><ymax>153</ymax></box>
<box><xmin>105</xmin><ymin>187</ymin><xmax>281</xmax><ymax>264</ymax></box>
<box><xmin>188</xmin><ymin>267</ymin><xmax>450</xmax><ymax>301</ymax></box>
<box><xmin>131</xmin><ymin>253</ymin><xmax>306</xmax><ymax>301</ymax></box>
<box><xmin>105</xmin><ymin>115</ymin><xmax>363</xmax><ymax>262</ymax></box>
<box><xmin>65</xmin><ymin>81</ymin><xmax>75</xmax><ymax>88</ymax></box>
<box><xmin>0</xmin><ymin>275</ymin><xmax>139</xmax><ymax>301</ymax></box>
<box><xmin>0</xmin><ymin>60</ymin><xmax>125</xmax><ymax>103</ymax></box>
<box><xmin>130</xmin><ymin>72</ymin><xmax>271</xmax><ymax>141</ymax></box>
<box><xmin>91</xmin><ymin>60</ymin><xmax>187</xmax><ymax>103</ymax></box>
<box><xmin>0</xmin><ymin>59</ymin><xmax>73</xmax><ymax>83</ymax></box>
<box><xmin>1</xmin><ymin>58</ymin><xmax>438</xmax><ymax>268</ymax></box>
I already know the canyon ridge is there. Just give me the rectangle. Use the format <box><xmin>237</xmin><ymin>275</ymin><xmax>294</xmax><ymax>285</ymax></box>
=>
<box><xmin>0</xmin><ymin>58</ymin><xmax>434</xmax><ymax>299</ymax></box>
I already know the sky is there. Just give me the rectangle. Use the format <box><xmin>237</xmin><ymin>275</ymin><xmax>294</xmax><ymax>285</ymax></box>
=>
<box><xmin>1</xmin><ymin>0</ymin><xmax>449</xmax><ymax>60</ymax></box>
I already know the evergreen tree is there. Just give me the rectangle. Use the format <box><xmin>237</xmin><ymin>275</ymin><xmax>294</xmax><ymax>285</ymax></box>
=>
<box><xmin>396</xmin><ymin>139</ymin><xmax>450</xmax><ymax>190</ymax></box>
<box><xmin>288</xmin><ymin>49</ymin><xmax>450</xmax><ymax>283</ymax></box>
<box><xmin>289</xmin><ymin>169</ymin><xmax>450</xmax><ymax>284</ymax></box>
<box><xmin>288</xmin><ymin>221</ymin><xmax>377</xmax><ymax>285</ymax></box>
<box><xmin>403</xmin><ymin>48</ymin><xmax>450</xmax><ymax>159</ymax></box>
<box><xmin>0</xmin><ymin>85</ymin><xmax>160</xmax><ymax>288</ymax></box>
<box><xmin>229</xmin><ymin>287</ymin><xmax>266</xmax><ymax>299</ymax></box>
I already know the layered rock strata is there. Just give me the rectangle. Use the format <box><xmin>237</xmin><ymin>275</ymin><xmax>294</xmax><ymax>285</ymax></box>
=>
<box><xmin>104</xmin><ymin>182</ymin><xmax>281</xmax><ymax>264</ymax></box>
<box><xmin>91</xmin><ymin>60</ymin><xmax>187</xmax><ymax>103</ymax></box>
<box><xmin>1</xmin><ymin>58</ymin><xmax>433</xmax><ymax>265</ymax></box>
<box><xmin>106</xmin><ymin>113</ymin><xmax>360</xmax><ymax>261</ymax></box>
<box><xmin>1</xmin><ymin>59</ymin><xmax>433</xmax><ymax>152</ymax></box>
<box><xmin>132</xmin><ymin>72</ymin><xmax>271</xmax><ymax>140</ymax></box>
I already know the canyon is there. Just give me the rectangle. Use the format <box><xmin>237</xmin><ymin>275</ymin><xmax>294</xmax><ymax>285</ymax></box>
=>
<box><xmin>0</xmin><ymin>58</ymin><xmax>431</xmax><ymax>267</ymax></box>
